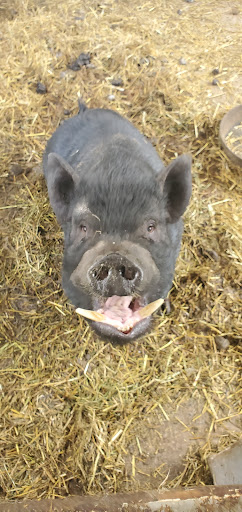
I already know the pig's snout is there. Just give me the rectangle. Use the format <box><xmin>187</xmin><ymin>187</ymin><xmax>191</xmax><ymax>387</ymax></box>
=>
<box><xmin>88</xmin><ymin>253</ymin><xmax>142</xmax><ymax>297</ymax></box>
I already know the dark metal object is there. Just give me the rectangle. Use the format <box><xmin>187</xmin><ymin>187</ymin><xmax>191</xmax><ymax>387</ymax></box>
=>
<box><xmin>219</xmin><ymin>104</ymin><xmax>242</xmax><ymax>167</ymax></box>
<box><xmin>0</xmin><ymin>485</ymin><xmax>241</xmax><ymax>512</ymax></box>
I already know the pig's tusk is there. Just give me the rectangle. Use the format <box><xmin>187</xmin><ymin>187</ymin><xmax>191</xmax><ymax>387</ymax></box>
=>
<box><xmin>138</xmin><ymin>298</ymin><xmax>164</xmax><ymax>319</ymax></box>
<box><xmin>76</xmin><ymin>308</ymin><xmax>106</xmax><ymax>323</ymax></box>
<box><xmin>76</xmin><ymin>297</ymin><xmax>164</xmax><ymax>325</ymax></box>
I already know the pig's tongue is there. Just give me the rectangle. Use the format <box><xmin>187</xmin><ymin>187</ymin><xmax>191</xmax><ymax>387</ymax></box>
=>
<box><xmin>101</xmin><ymin>296</ymin><xmax>135</xmax><ymax>323</ymax></box>
<box><xmin>76</xmin><ymin>296</ymin><xmax>164</xmax><ymax>333</ymax></box>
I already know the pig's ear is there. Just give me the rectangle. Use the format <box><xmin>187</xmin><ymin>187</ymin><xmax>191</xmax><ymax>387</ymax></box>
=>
<box><xmin>46</xmin><ymin>153</ymin><xmax>79</xmax><ymax>225</ymax></box>
<box><xmin>160</xmin><ymin>154</ymin><xmax>192</xmax><ymax>223</ymax></box>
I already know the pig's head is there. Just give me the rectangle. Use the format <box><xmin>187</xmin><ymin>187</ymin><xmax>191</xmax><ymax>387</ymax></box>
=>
<box><xmin>46</xmin><ymin>138</ymin><xmax>191</xmax><ymax>343</ymax></box>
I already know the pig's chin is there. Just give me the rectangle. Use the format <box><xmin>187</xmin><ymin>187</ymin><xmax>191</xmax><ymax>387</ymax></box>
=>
<box><xmin>91</xmin><ymin>316</ymin><xmax>151</xmax><ymax>344</ymax></box>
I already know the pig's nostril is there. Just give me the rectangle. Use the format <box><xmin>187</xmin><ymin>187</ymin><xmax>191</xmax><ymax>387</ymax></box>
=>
<box><xmin>98</xmin><ymin>266</ymin><xmax>109</xmax><ymax>281</ymax></box>
<box><xmin>119</xmin><ymin>265</ymin><xmax>137</xmax><ymax>281</ymax></box>
<box><xmin>119</xmin><ymin>265</ymin><xmax>126</xmax><ymax>278</ymax></box>
<box><xmin>93</xmin><ymin>265</ymin><xmax>109</xmax><ymax>281</ymax></box>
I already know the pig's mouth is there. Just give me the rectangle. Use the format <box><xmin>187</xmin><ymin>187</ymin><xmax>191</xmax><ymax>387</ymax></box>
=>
<box><xmin>76</xmin><ymin>295</ymin><xmax>163</xmax><ymax>338</ymax></box>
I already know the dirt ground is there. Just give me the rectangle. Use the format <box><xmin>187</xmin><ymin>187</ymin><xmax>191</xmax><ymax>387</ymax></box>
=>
<box><xmin>0</xmin><ymin>0</ymin><xmax>241</xmax><ymax>502</ymax></box>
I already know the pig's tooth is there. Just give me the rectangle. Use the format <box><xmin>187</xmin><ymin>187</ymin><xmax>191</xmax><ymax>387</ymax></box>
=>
<box><xmin>138</xmin><ymin>298</ymin><xmax>164</xmax><ymax>319</ymax></box>
<box><xmin>76</xmin><ymin>308</ymin><xmax>106</xmax><ymax>323</ymax></box>
<box><xmin>119</xmin><ymin>323</ymin><xmax>133</xmax><ymax>332</ymax></box>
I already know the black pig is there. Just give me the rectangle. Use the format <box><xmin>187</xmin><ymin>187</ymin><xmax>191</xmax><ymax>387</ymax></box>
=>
<box><xmin>43</xmin><ymin>105</ymin><xmax>192</xmax><ymax>343</ymax></box>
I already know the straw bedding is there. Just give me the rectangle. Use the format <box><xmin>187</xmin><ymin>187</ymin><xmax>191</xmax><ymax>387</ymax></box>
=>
<box><xmin>0</xmin><ymin>0</ymin><xmax>241</xmax><ymax>500</ymax></box>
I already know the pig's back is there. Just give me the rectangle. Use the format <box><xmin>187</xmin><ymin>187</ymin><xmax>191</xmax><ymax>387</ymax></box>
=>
<box><xmin>43</xmin><ymin>108</ymin><xmax>164</xmax><ymax>175</ymax></box>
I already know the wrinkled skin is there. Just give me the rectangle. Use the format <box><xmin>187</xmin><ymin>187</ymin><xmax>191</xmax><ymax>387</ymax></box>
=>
<box><xmin>43</xmin><ymin>105</ymin><xmax>192</xmax><ymax>344</ymax></box>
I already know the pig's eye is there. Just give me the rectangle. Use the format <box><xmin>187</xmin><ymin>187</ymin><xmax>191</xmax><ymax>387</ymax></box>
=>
<box><xmin>80</xmin><ymin>224</ymin><xmax>88</xmax><ymax>235</ymax></box>
<box><xmin>147</xmin><ymin>223</ymin><xmax>156</xmax><ymax>233</ymax></box>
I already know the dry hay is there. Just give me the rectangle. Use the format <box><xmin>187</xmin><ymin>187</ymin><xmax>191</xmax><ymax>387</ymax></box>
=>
<box><xmin>0</xmin><ymin>0</ymin><xmax>241</xmax><ymax>502</ymax></box>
